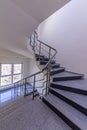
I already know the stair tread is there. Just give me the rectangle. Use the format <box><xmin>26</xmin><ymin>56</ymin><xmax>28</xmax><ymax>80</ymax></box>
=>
<box><xmin>52</xmin><ymin>79</ymin><xmax>87</xmax><ymax>91</ymax></box>
<box><xmin>50</xmin><ymin>88</ymin><xmax>87</xmax><ymax>109</ymax></box>
<box><xmin>51</xmin><ymin>63</ymin><xmax>60</xmax><ymax>67</ymax></box>
<box><xmin>40</xmin><ymin>60</ymin><xmax>55</xmax><ymax>65</ymax></box>
<box><xmin>52</xmin><ymin>71</ymin><xmax>83</xmax><ymax>78</ymax></box>
<box><xmin>40</xmin><ymin>60</ymin><xmax>55</xmax><ymax>63</ymax></box>
<box><xmin>51</xmin><ymin>67</ymin><xmax>65</xmax><ymax>72</ymax></box>
<box><xmin>44</xmin><ymin>94</ymin><xmax>87</xmax><ymax>130</ymax></box>
<box><xmin>35</xmin><ymin>54</ymin><xmax>44</xmax><ymax>57</ymax></box>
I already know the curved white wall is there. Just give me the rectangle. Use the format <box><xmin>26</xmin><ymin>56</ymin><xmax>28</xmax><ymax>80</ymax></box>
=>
<box><xmin>37</xmin><ymin>0</ymin><xmax>87</xmax><ymax>78</ymax></box>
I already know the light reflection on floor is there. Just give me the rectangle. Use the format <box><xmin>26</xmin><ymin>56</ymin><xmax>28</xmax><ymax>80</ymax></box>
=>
<box><xmin>0</xmin><ymin>85</ymin><xmax>33</xmax><ymax>104</ymax></box>
<box><xmin>0</xmin><ymin>89</ymin><xmax>15</xmax><ymax>103</ymax></box>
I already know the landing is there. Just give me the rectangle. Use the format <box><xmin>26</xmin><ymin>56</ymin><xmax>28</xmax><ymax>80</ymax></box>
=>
<box><xmin>0</xmin><ymin>96</ymin><xmax>71</xmax><ymax>130</ymax></box>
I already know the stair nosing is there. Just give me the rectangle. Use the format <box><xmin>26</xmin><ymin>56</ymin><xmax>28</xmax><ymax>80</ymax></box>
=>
<box><xmin>50</xmin><ymin>88</ymin><xmax>87</xmax><ymax>115</ymax></box>
<box><xmin>50</xmin><ymin>82</ymin><xmax>87</xmax><ymax>95</ymax></box>
<box><xmin>43</xmin><ymin>94</ymin><xmax>87</xmax><ymax>130</ymax></box>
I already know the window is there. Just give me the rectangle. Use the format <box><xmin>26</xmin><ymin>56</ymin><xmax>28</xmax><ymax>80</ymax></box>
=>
<box><xmin>1</xmin><ymin>64</ymin><xmax>12</xmax><ymax>76</ymax></box>
<box><xmin>1</xmin><ymin>76</ymin><xmax>11</xmax><ymax>86</ymax></box>
<box><xmin>13</xmin><ymin>74</ymin><xmax>21</xmax><ymax>83</ymax></box>
<box><xmin>13</xmin><ymin>64</ymin><xmax>22</xmax><ymax>83</ymax></box>
<box><xmin>0</xmin><ymin>64</ymin><xmax>23</xmax><ymax>86</ymax></box>
<box><xmin>13</xmin><ymin>64</ymin><xmax>22</xmax><ymax>74</ymax></box>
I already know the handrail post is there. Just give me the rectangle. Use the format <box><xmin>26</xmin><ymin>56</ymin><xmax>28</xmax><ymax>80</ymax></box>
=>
<box><xmin>33</xmin><ymin>75</ymin><xmax>36</xmax><ymax>100</ymax></box>
<box><xmin>47</xmin><ymin>48</ymin><xmax>51</xmax><ymax>94</ymax></box>
<box><xmin>39</xmin><ymin>42</ymin><xmax>41</xmax><ymax>60</ymax></box>
<box><xmin>46</xmin><ymin>64</ymin><xmax>51</xmax><ymax>96</ymax></box>
<box><xmin>14</xmin><ymin>83</ymin><xmax>16</xmax><ymax>96</ymax></box>
<box><xmin>46</xmin><ymin>58</ymin><xmax>50</xmax><ymax>96</ymax></box>
<box><xmin>33</xmin><ymin>32</ymin><xmax>36</xmax><ymax>54</ymax></box>
<box><xmin>19</xmin><ymin>81</ymin><xmax>21</xmax><ymax>96</ymax></box>
<box><xmin>24</xmin><ymin>79</ymin><xmax>27</xmax><ymax>97</ymax></box>
<box><xmin>46</xmin><ymin>70</ymin><xmax>48</xmax><ymax>96</ymax></box>
<box><xmin>49</xmin><ymin>48</ymin><xmax>51</xmax><ymax>59</ymax></box>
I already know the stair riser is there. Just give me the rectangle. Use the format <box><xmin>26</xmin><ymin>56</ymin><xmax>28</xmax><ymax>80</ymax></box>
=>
<box><xmin>42</xmin><ymin>98</ymin><xmax>81</xmax><ymax>130</ymax></box>
<box><xmin>51</xmin><ymin>65</ymin><xmax>60</xmax><ymax>69</ymax></box>
<box><xmin>53</xmin><ymin>76</ymin><xmax>82</xmax><ymax>82</ymax></box>
<box><xmin>35</xmin><ymin>54</ymin><xmax>44</xmax><ymax>58</ymax></box>
<box><xmin>40</xmin><ymin>61</ymin><xmax>55</xmax><ymax>65</ymax></box>
<box><xmin>40</xmin><ymin>62</ymin><xmax>47</xmax><ymax>65</ymax></box>
<box><xmin>50</xmin><ymin>84</ymin><xmax>87</xmax><ymax>95</ymax></box>
<box><xmin>50</xmin><ymin>69</ymin><xmax>65</xmax><ymax>75</ymax></box>
<box><xmin>36</xmin><ymin>58</ymin><xmax>49</xmax><ymax>61</ymax></box>
<box><xmin>50</xmin><ymin>89</ymin><xmax>87</xmax><ymax>115</ymax></box>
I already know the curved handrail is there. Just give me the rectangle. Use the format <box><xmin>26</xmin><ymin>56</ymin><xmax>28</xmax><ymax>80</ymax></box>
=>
<box><xmin>43</xmin><ymin>50</ymin><xmax>57</xmax><ymax>70</ymax></box>
<box><xmin>14</xmin><ymin>31</ymin><xmax>57</xmax><ymax>99</ymax></box>
<box><xmin>34</xmin><ymin>31</ymin><xmax>56</xmax><ymax>51</ymax></box>
<box><xmin>14</xmin><ymin>49</ymin><xmax>57</xmax><ymax>84</ymax></box>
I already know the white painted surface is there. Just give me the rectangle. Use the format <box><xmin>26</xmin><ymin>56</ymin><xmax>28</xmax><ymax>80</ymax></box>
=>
<box><xmin>0</xmin><ymin>0</ymin><xmax>39</xmax><ymax>57</ymax></box>
<box><xmin>28</xmin><ymin>59</ymin><xmax>46</xmax><ymax>94</ymax></box>
<box><xmin>0</xmin><ymin>0</ymin><xmax>70</xmax><ymax>58</ymax></box>
<box><xmin>38</xmin><ymin>0</ymin><xmax>87</xmax><ymax>78</ymax></box>
<box><xmin>0</xmin><ymin>49</ymin><xmax>30</xmax><ymax>78</ymax></box>
<box><xmin>29</xmin><ymin>59</ymin><xmax>40</xmax><ymax>75</ymax></box>
<box><xmin>12</xmin><ymin>0</ymin><xmax>70</xmax><ymax>22</ymax></box>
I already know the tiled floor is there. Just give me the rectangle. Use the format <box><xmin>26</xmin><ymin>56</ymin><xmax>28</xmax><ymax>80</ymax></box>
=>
<box><xmin>0</xmin><ymin>96</ymin><xmax>72</xmax><ymax>130</ymax></box>
<box><xmin>0</xmin><ymin>85</ymin><xmax>33</xmax><ymax>104</ymax></box>
<box><xmin>0</xmin><ymin>88</ymin><xmax>15</xmax><ymax>103</ymax></box>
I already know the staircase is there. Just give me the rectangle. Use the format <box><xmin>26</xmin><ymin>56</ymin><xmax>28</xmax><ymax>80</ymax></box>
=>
<box><xmin>11</xmin><ymin>31</ymin><xmax>87</xmax><ymax>130</ymax></box>
<box><xmin>29</xmin><ymin>32</ymin><xmax>87</xmax><ymax>130</ymax></box>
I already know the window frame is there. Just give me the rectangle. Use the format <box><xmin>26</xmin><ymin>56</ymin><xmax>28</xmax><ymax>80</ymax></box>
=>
<box><xmin>1</xmin><ymin>64</ymin><xmax>12</xmax><ymax>76</ymax></box>
<box><xmin>0</xmin><ymin>63</ymin><xmax>23</xmax><ymax>87</ymax></box>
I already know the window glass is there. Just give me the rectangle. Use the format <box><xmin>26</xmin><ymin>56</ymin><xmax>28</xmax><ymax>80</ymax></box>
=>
<box><xmin>13</xmin><ymin>74</ymin><xmax>21</xmax><ymax>83</ymax></box>
<box><xmin>0</xmin><ymin>64</ymin><xmax>22</xmax><ymax>86</ymax></box>
<box><xmin>13</xmin><ymin>64</ymin><xmax>22</xmax><ymax>74</ymax></box>
<box><xmin>1</xmin><ymin>76</ymin><xmax>11</xmax><ymax>86</ymax></box>
<box><xmin>1</xmin><ymin>64</ymin><xmax>12</xmax><ymax>76</ymax></box>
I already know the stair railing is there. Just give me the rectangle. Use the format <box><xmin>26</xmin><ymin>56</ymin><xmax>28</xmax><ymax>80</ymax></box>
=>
<box><xmin>14</xmin><ymin>31</ymin><xmax>57</xmax><ymax>99</ymax></box>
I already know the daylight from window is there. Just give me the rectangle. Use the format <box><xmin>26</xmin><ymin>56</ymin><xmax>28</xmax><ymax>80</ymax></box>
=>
<box><xmin>0</xmin><ymin>64</ymin><xmax>22</xmax><ymax>86</ymax></box>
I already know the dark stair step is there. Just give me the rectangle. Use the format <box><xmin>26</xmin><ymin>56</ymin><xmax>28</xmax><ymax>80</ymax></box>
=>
<box><xmin>50</xmin><ymin>88</ymin><xmax>87</xmax><ymax>115</ymax></box>
<box><xmin>50</xmin><ymin>79</ymin><xmax>87</xmax><ymax>95</ymax></box>
<box><xmin>35</xmin><ymin>54</ymin><xmax>44</xmax><ymax>58</ymax></box>
<box><xmin>51</xmin><ymin>63</ymin><xmax>60</xmax><ymax>68</ymax></box>
<box><xmin>42</xmin><ymin>94</ymin><xmax>87</xmax><ymax>130</ymax></box>
<box><xmin>50</xmin><ymin>67</ymin><xmax>65</xmax><ymax>75</ymax></box>
<box><xmin>36</xmin><ymin>57</ymin><xmax>49</xmax><ymax>61</ymax></box>
<box><xmin>40</xmin><ymin>60</ymin><xmax>55</xmax><ymax>65</ymax></box>
<box><xmin>52</xmin><ymin>71</ymin><xmax>83</xmax><ymax>82</ymax></box>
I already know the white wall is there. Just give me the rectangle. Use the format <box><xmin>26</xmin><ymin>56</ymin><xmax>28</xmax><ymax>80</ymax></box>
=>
<box><xmin>29</xmin><ymin>59</ymin><xmax>46</xmax><ymax>94</ymax></box>
<box><xmin>29</xmin><ymin>59</ymin><xmax>40</xmax><ymax>75</ymax></box>
<box><xmin>37</xmin><ymin>0</ymin><xmax>87</xmax><ymax>78</ymax></box>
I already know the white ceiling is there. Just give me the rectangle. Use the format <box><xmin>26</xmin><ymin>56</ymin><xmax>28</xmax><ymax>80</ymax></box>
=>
<box><xmin>0</xmin><ymin>0</ymin><xmax>70</xmax><ymax>58</ymax></box>
<box><xmin>12</xmin><ymin>0</ymin><xmax>70</xmax><ymax>22</ymax></box>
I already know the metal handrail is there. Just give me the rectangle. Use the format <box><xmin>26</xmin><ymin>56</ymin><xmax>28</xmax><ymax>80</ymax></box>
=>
<box><xmin>37</xmin><ymin>39</ymin><xmax>56</xmax><ymax>51</ymax></box>
<box><xmin>14</xmin><ymin>31</ymin><xmax>57</xmax><ymax>99</ymax></box>
<box><xmin>34</xmin><ymin>31</ymin><xmax>56</xmax><ymax>51</ymax></box>
<box><xmin>32</xmin><ymin>43</ymin><xmax>54</xmax><ymax>57</ymax></box>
